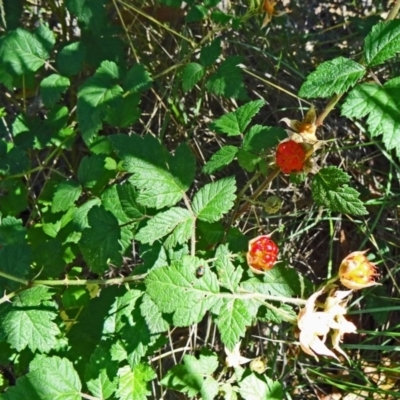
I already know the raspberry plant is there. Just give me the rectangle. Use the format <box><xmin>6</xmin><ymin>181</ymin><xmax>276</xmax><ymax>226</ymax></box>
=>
<box><xmin>0</xmin><ymin>0</ymin><xmax>399</xmax><ymax>399</ymax></box>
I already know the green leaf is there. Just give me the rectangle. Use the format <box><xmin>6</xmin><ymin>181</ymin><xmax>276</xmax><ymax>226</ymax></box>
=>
<box><xmin>311</xmin><ymin>166</ymin><xmax>368</xmax><ymax>215</ymax></box>
<box><xmin>185</xmin><ymin>5</ymin><xmax>208</xmax><ymax>23</ymax></box>
<box><xmin>105</xmin><ymin>92</ymin><xmax>141</xmax><ymax>128</ymax></box>
<box><xmin>136</xmin><ymin>207</ymin><xmax>193</xmax><ymax>246</ymax></box>
<box><xmin>56</xmin><ymin>41</ymin><xmax>86</xmax><ymax>76</ymax></box>
<box><xmin>206</xmin><ymin>56</ymin><xmax>247</xmax><ymax>99</ymax></box>
<box><xmin>299</xmin><ymin>57</ymin><xmax>365</xmax><ymax>98</ymax></box>
<box><xmin>78</xmin><ymin>154</ymin><xmax>116</xmax><ymax>194</ymax></box>
<box><xmin>192</xmin><ymin>177</ymin><xmax>236</xmax><ymax>222</ymax></box>
<box><xmin>0</xmin><ymin>0</ymin><xmax>23</xmax><ymax>31</ymax></box>
<box><xmin>364</xmin><ymin>20</ymin><xmax>400</xmax><ymax>67</ymax></box>
<box><xmin>40</xmin><ymin>74</ymin><xmax>70</xmax><ymax>108</ymax></box>
<box><xmin>2</xmin><ymin>286</ymin><xmax>61</xmax><ymax>353</ymax></box>
<box><xmin>0</xmin><ymin>26</ymin><xmax>53</xmax><ymax>74</ymax></box>
<box><xmin>202</xmin><ymin>145</ymin><xmax>238</xmax><ymax>174</ymax></box>
<box><xmin>3</xmin><ymin>355</ymin><xmax>82</xmax><ymax>400</ymax></box>
<box><xmin>77</xmin><ymin>60</ymin><xmax>123</xmax><ymax>144</ymax></box>
<box><xmin>200</xmin><ymin>38</ymin><xmax>221</xmax><ymax>67</ymax></box>
<box><xmin>241</xmin><ymin>265</ymin><xmax>301</xmax><ymax>298</ymax></box>
<box><xmin>117</xmin><ymin>183</ymin><xmax>145</xmax><ymax>220</ymax></box>
<box><xmin>215</xmin><ymin>298</ymin><xmax>252</xmax><ymax>350</ymax></box>
<box><xmin>182</xmin><ymin>62</ymin><xmax>205</xmax><ymax>92</ymax></box>
<box><xmin>110</xmin><ymin>135</ymin><xmax>195</xmax><ymax>209</ymax></box>
<box><xmin>236</xmin><ymin>149</ymin><xmax>262</xmax><ymax>172</ymax></box>
<box><xmin>161</xmin><ymin>352</ymin><xmax>219</xmax><ymax>400</ymax></box>
<box><xmin>145</xmin><ymin>257</ymin><xmax>220</xmax><ymax>326</ymax></box>
<box><xmin>210</xmin><ymin>100</ymin><xmax>265</xmax><ymax>136</ymax></box>
<box><xmin>52</xmin><ymin>180</ymin><xmax>82</xmax><ymax>213</ymax></box>
<box><xmin>341</xmin><ymin>79</ymin><xmax>400</xmax><ymax>157</ymax></box>
<box><xmin>215</xmin><ymin>245</ymin><xmax>243</xmax><ymax>292</ymax></box>
<box><xmin>0</xmin><ymin>216</ymin><xmax>26</xmax><ymax>244</ymax></box>
<box><xmin>123</xmin><ymin>64</ymin><xmax>152</xmax><ymax>93</ymax></box>
<box><xmin>79</xmin><ymin>205</ymin><xmax>122</xmax><ymax>273</ymax></box>
<box><xmin>242</xmin><ymin>125</ymin><xmax>287</xmax><ymax>152</ymax></box>
<box><xmin>140</xmin><ymin>293</ymin><xmax>169</xmax><ymax>334</ymax></box>
<box><xmin>103</xmin><ymin>290</ymin><xmax>142</xmax><ymax>334</ymax></box>
<box><xmin>0</xmin><ymin>242</ymin><xmax>31</xmax><ymax>291</ymax></box>
<box><xmin>239</xmin><ymin>373</ymin><xmax>283</xmax><ymax>400</ymax></box>
<box><xmin>116</xmin><ymin>364</ymin><xmax>156</xmax><ymax>400</ymax></box>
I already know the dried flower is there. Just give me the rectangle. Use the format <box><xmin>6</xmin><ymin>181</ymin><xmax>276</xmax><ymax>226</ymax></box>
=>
<box><xmin>261</xmin><ymin>0</ymin><xmax>286</xmax><ymax>28</ymax></box>
<box><xmin>297</xmin><ymin>287</ymin><xmax>356</xmax><ymax>362</ymax></box>
<box><xmin>246</xmin><ymin>235</ymin><xmax>279</xmax><ymax>274</ymax></box>
<box><xmin>225</xmin><ymin>342</ymin><xmax>252</xmax><ymax>368</ymax></box>
<box><xmin>339</xmin><ymin>251</ymin><xmax>379</xmax><ymax>290</ymax></box>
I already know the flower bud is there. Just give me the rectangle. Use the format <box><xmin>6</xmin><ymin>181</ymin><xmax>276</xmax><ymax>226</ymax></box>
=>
<box><xmin>264</xmin><ymin>195</ymin><xmax>283</xmax><ymax>214</ymax></box>
<box><xmin>247</xmin><ymin>235</ymin><xmax>278</xmax><ymax>274</ymax></box>
<box><xmin>339</xmin><ymin>251</ymin><xmax>379</xmax><ymax>290</ymax></box>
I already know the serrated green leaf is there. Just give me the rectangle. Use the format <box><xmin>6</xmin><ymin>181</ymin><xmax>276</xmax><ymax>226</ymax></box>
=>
<box><xmin>200</xmin><ymin>38</ymin><xmax>221</xmax><ymax>67</ymax></box>
<box><xmin>0</xmin><ymin>27</ymin><xmax>53</xmax><ymax>74</ymax></box>
<box><xmin>40</xmin><ymin>74</ymin><xmax>70</xmax><ymax>107</ymax></box>
<box><xmin>105</xmin><ymin>92</ymin><xmax>141</xmax><ymax>128</ymax></box>
<box><xmin>3</xmin><ymin>355</ymin><xmax>81</xmax><ymax>400</ymax></box>
<box><xmin>3</xmin><ymin>286</ymin><xmax>61</xmax><ymax>353</ymax></box>
<box><xmin>215</xmin><ymin>298</ymin><xmax>252</xmax><ymax>350</ymax></box>
<box><xmin>161</xmin><ymin>352</ymin><xmax>219</xmax><ymax>400</ymax></box>
<box><xmin>185</xmin><ymin>4</ymin><xmax>208</xmax><ymax>23</ymax></box>
<box><xmin>116</xmin><ymin>364</ymin><xmax>156</xmax><ymax>400</ymax></box>
<box><xmin>110</xmin><ymin>135</ymin><xmax>195</xmax><ymax>209</ymax></box>
<box><xmin>0</xmin><ymin>216</ymin><xmax>26</xmax><ymax>244</ymax></box>
<box><xmin>364</xmin><ymin>20</ymin><xmax>400</xmax><ymax>66</ymax></box>
<box><xmin>52</xmin><ymin>180</ymin><xmax>82</xmax><ymax>213</ymax></box>
<box><xmin>140</xmin><ymin>293</ymin><xmax>169</xmax><ymax>334</ymax></box>
<box><xmin>241</xmin><ymin>265</ymin><xmax>301</xmax><ymax>298</ymax></box>
<box><xmin>77</xmin><ymin>60</ymin><xmax>123</xmax><ymax>144</ymax></box>
<box><xmin>299</xmin><ymin>57</ymin><xmax>365</xmax><ymax>98</ymax></box>
<box><xmin>210</xmin><ymin>100</ymin><xmax>265</xmax><ymax>136</ymax></box>
<box><xmin>145</xmin><ymin>257</ymin><xmax>220</xmax><ymax>326</ymax></box>
<box><xmin>215</xmin><ymin>245</ymin><xmax>242</xmax><ymax>292</ymax></box>
<box><xmin>85</xmin><ymin>344</ymin><xmax>119</xmax><ymax>400</ymax></box>
<box><xmin>181</xmin><ymin>62</ymin><xmax>205</xmax><ymax>92</ymax></box>
<box><xmin>243</xmin><ymin>125</ymin><xmax>287</xmax><ymax>152</ymax></box>
<box><xmin>341</xmin><ymin>79</ymin><xmax>400</xmax><ymax>157</ymax></box>
<box><xmin>206</xmin><ymin>56</ymin><xmax>247</xmax><ymax>99</ymax></box>
<box><xmin>117</xmin><ymin>183</ymin><xmax>145</xmax><ymax>220</ymax></box>
<box><xmin>80</xmin><ymin>205</ymin><xmax>122</xmax><ymax>273</ymax></box>
<box><xmin>311</xmin><ymin>166</ymin><xmax>367</xmax><ymax>215</ymax></box>
<box><xmin>56</xmin><ymin>41</ymin><xmax>85</xmax><ymax>76</ymax></box>
<box><xmin>192</xmin><ymin>177</ymin><xmax>236</xmax><ymax>222</ymax></box>
<box><xmin>0</xmin><ymin>242</ymin><xmax>31</xmax><ymax>291</ymax></box>
<box><xmin>136</xmin><ymin>207</ymin><xmax>193</xmax><ymax>246</ymax></box>
<box><xmin>236</xmin><ymin>149</ymin><xmax>262</xmax><ymax>172</ymax></box>
<box><xmin>78</xmin><ymin>154</ymin><xmax>115</xmax><ymax>193</ymax></box>
<box><xmin>202</xmin><ymin>145</ymin><xmax>238</xmax><ymax>174</ymax></box>
<box><xmin>103</xmin><ymin>290</ymin><xmax>142</xmax><ymax>334</ymax></box>
<box><xmin>123</xmin><ymin>64</ymin><xmax>152</xmax><ymax>93</ymax></box>
<box><xmin>239</xmin><ymin>373</ymin><xmax>283</xmax><ymax>400</ymax></box>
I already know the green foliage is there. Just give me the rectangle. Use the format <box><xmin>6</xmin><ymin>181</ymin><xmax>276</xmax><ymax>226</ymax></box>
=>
<box><xmin>299</xmin><ymin>57</ymin><xmax>365</xmax><ymax>98</ymax></box>
<box><xmin>0</xmin><ymin>2</ymin><xmax>396</xmax><ymax>398</ymax></box>
<box><xmin>311</xmin><ymin>167</ymin><xmax>368</xmax><ymax>215</ymax></box>
<box><xmin>341</xmin><ymin>78</ymin><xmax>400</xmax><ymax>157</ymax></box>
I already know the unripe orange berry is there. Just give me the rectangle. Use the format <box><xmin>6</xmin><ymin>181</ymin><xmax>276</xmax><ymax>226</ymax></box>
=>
<box><xmin>247</xmin><ymin>235</ymin><xmax>278</xmax><ymax>274</ymax></box>
<box><xmin>276</xmin><ymin>140</ymin><xmax>306</xmax><ymax>174</ymax></box>
<box><xmin>339</xmin><ymin>251</ymin><xmax>379</xmax><ymax>290</ymax></box>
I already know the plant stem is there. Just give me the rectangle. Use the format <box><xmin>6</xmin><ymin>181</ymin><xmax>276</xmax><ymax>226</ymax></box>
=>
<box><xmin>386</xmin><ymin>0</ymin><xmax>400</xmax><ymax>21</ymax></box>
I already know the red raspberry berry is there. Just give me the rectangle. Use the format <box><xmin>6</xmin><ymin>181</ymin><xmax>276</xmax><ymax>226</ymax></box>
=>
<box><xmin>276</xmin><ymin>140</ymin><xmax>306</xmax><ymax>174</ymax></box>
<box><xmin>247</xmin><ymin>235</ymin><xmax>279</xmax><ymax>274</ymax></box>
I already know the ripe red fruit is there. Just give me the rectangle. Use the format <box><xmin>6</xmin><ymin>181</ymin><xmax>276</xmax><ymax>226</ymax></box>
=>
<box><xmin>276</xmin><ymin>140</ymin><xmax>306</xmax><ymax>174</ymax></box>
<box><xmin>247</xmin><ymin>235</ymin><xmax>279</xmax><ymax>274</ymax></box>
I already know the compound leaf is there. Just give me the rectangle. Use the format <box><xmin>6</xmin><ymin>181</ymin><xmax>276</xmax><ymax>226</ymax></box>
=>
<box><xmin>52</xmin><ymin>180</ymin><xmax>82</xmax><ymax>213</ymax></box>
<box><xmin>210</xmin><ymin>100</ymin><xmax>265</xmax><ymax>136</ymax></box>
<box><xmin>299</xmin><ymin>57</ymin><xmax>365</xmax><ymax>98</ymax></box>
<box><xmin>202</xmin><ymin>145</ymin><xmax>238</xmax><ymax>174</ymax></box>
<box><xmin>311</xmin><ymin>166</ymin><xmax>367</xmax><ymax>215</ymax></box>
<box><xmin>192</xmin><ymin>177</ymin><xmax>236</xmax><ymax>222</ymax></box>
